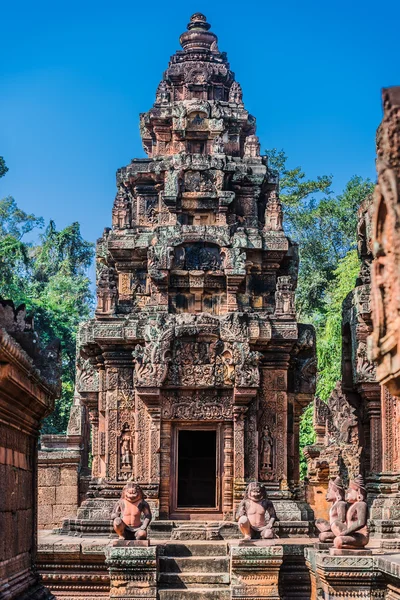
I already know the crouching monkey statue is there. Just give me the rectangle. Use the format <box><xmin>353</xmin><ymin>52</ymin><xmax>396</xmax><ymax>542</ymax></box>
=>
<box><xmin>237</xmin><ymin>482</ymin><xmax>277</xmax><ymax>541</ymax></box>
<box><xmin>112</xmin><ymin>482</ymin><xmax>152</xmax><ymax>540</ymax></box>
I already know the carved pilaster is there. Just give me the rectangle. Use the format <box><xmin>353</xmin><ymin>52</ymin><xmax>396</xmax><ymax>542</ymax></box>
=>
<box><xmin>233</xmin><ymin>406</ymin><xmax>247</xmax><ymax>493</ymax></box>
<box><xmin>88</xmin><ymin>408</ymin><xmax>99</xmax><ymax>477</ymax></box>
<box><xmin>103</xmin><ymin>351</ymin><xmax>134</xmax><ymax>482</ymax></box>
<box><xmin>159</xmin><ymin>419</ymin><xmax>172</xmax><ymax>519</ymax></box>
<box><xmin>361</xmin><ymin>383</ymin><xmax>382</xmax><ymax>474</ymax></box>
<box><xmin>223</xmin><ymin>422</ymin><xmax>234</xmax><ymax>516</ymax></box>
<box><xmin>258</xmin><ymin>366</ymin><xmax>288</xmax><ymax>487</ymax></box>
<box><xmin>148</xmin><ymin>407</ymin><xmax>161</xmax><ymax>485</ymax></box>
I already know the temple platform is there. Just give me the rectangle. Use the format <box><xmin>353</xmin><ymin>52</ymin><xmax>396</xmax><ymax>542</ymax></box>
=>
<box><xmin>37</xmin><ymin>531</ymin><xmax>400</xmax><ymax>599</ymax></box>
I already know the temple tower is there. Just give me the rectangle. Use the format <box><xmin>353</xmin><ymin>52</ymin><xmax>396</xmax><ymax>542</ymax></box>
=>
<box><xmin>75</xmin><ymin>13</ymin><xmax>315</xmax><ymax>525</ymax></box>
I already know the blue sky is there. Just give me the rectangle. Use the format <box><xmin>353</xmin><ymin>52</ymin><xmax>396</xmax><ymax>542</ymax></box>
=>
<box><xmin>1</xmin><ymin>0</ymin><xmax>399</xmax><ymax>249</ymax></box>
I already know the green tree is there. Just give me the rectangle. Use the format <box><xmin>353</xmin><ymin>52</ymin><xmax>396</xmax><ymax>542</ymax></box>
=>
<box><xmin>0</xmin><ymin>157</ymin><xmax>8</xmax><ymax>179</ymax></box>
<box><xmin>266</xmin><ymin>149</ymin><xmax>373</xmax><ymax>319</ymax></box>
<box><xmin>316</xmin><ymin>249</ymin><xmax>360</xmax><ymax>400</ymax></box>
<box><xmin>0</xmin><ymin>194</ymin><xmax>94</xmax><ymax>432</ymax></box>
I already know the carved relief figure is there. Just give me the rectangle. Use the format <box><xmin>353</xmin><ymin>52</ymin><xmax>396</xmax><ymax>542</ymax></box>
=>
<box><xmin>332</xmin><ymin>475</ymin><xmax>369</xmax><ymax>549</ymax></box>
<box><xmin>315</xmin><ymin>477</ymin><xmax>346</xmax><ymax>543</ymax></box>
<box><xmin>120</xmin><ymin>428</ymin><xmax>133</xmax><ymax>473</ymax></box>
<box><xmin>96</xmin><ymin>266</ymin><xmax>117</xmax><ymax>315</ymax></box>
<box><xmin>275</xmin><ymin>276</ymin><xmax>295</xmax><ymax>317</ymax></box>
<box><xmin>212</xmin><ymin>135</ymin><xmax>225</xmax><ymax>154</ymax></box>
<box><xmin>264</xmin><ymin>190</ymin><xmax>283</xmax><ymax>231</ymax></box>
<box><xmin>236</xmin><ymin>482</ymin><xmax>277</xmax><ymax>540</ymax></box>
<box><xmin>243</xmin><ymin>135</ymin><xmax>260</xmax><ymax>158</ymax></box>
<box><xmin>156</xmin><ymin>80</ymin><xmax>170</xmax><ymax>104</ymax></box>
<box><xmin>112</xmin><ymin>482</ymin><xmax>152</xmax><ymax>540</ymax></box>
<box><xmin>260</xmin><ymin>425</ymin><xmax>274</xmax><ymax>472</ymax></box>
<box><xmin>229</xmin><ymin>81</ymin><xmax>243</xmax><ymax>104</ymax></box>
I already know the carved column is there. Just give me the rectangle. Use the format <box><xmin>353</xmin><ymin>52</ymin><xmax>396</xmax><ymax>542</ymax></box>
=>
<box><xmin>159</xmin><ymin>419</ymin><xmax>172</xmax><ymax>519</ymax></box>
<box><xmin>258</xmin><ymin>365</ymin><xmax>288</xmax><ymax>488</ymax></box>
<box><xmin>148</xmin><ymin>407</ymin><xmax>161</xmax><ymax>487</ymax></box>
<box><xmin>361</xmin><ymin>383</ymin><xmax>382</xmax><ymax>474</ymax></box>
<box><xmin>103</xmin><ymin>350</ymin><xmax>134</xmax><ymax>481</ymax></box>
<box><xmin>88</xmin><ymin>408</ymin><xmax>100</xmax><ymax>478</ymax></box>
<box><xmin>381</xmin><ymin>386</ymin><xmax>400</xmax><ymax>473</ymax></box>
<box><xmin>98</xmin><ymin>365</ymin><xmax>107</xmax><ymax>477</ymax></box>
<box><xmin>233</xmin><ymin>406</ymin><xmax>247</xmax><ymax>505</ymax></box>
<box><xmin>223</xmin><ymin>422</ymin><xmax>234</xmax><ymax>517</ymax></box>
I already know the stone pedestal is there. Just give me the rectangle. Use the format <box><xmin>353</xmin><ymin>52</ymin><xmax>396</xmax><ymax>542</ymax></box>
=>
<box><xmin>230</xmin><ymin>544</ymin><xmax>283</xmax><ymax>599</ymax></box>
<box><xmin>314</xmin><ymin>550</ymin><xmax>384</xmax><ymax>599</ymax></box>
<box><xmin>105</xmin><ymin>543</ymin><xmax>157</xmax><ymax>599</ymax></box>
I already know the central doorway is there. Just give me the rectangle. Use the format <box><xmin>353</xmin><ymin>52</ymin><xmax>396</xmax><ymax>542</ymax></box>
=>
<box><xmin>177</xmin><ymin>429</ymin><xmax>217</xmax><ymax>508</ymax></box>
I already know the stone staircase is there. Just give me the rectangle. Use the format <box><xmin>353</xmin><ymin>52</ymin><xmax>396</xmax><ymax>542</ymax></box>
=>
<box><xmin>158</xmin><ymin>542</ymin><xmax>231</xmax><ymax>600</ymax></box>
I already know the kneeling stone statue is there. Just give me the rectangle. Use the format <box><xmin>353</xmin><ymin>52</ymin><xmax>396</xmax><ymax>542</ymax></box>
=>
<box><xmin>316</xmin><ymin>477</ymin><xmax>346</xmax><ymax>543</ymax></box>
<box><xmin>332</xmin><ymin>475</ymin><xmax>369</xmax><ymax>549</ymax></box>
<box><xmin>237</xmin><ymin>482</ymin><xmax>277</xmax><ymax>540</ymax></box>
<box><xmin>112</xmin><ymin>482</ymin><xmax>152</xmax><ymax>540</ymax></box>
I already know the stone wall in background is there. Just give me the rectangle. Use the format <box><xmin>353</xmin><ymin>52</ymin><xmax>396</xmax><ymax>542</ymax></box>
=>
<box><xmin>38</xmin><ymin>435</ymin><xmax>85</xmax><ymax>530</ymax></box>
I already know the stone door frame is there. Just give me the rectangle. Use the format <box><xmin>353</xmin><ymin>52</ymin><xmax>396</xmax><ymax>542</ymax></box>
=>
<box><xmin>169</xmin><ymin>421</ymin><xmax>224</xmax><ymax>519</ymax></box>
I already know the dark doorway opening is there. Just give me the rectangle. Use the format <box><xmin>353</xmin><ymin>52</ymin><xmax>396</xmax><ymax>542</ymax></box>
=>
<box><xmin>177</xmin><ymin>429</ymin><xmax>217</xmax><ymax>508</ymax></box>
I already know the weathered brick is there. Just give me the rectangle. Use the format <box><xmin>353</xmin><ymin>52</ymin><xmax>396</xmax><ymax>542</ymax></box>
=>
<box><xmin>38</xmin><ymin>486</ymin><xmax>56</xmax><ymax>505</ymax></box>
<box><xmin>56</xmin><ymin>485</ymin><xmax>78</xmax><ymax>505</ymax></box>
<box><xmin>37</xmin><ymin>466</ymin><xmax>47</xmax><ymax>487</ymax></box>
<box><xmin>38</xmin><ymin>504</ymin><xmax>53</xmax><ymax>527</ymax></box>
<box><xmin>60</xmin><ymin>467</ymin><xmax>78</xmax><ymax>486</ymax></box>
<box><xmin>52</xmin><ymin>504</ymin><xmax>76</xmax><ymax>525</ymax></box>
<box><xmin>46</xmin><ymin>467</ymin><xmax>61</xmax><ymax>487</ymax></box>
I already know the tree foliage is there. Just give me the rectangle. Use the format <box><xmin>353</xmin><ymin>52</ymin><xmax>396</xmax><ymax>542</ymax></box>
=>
<box><xmin>0</xmin><ymin>157</ymin><xmax>8</xmax><ymax>179</ymax></box>
<box><xmin>0</xmin><ymin>170</ymin><xmax>94</xmax><ymax>433</ymax></box>
<box><xmin>266</xmin><ymin>149</ymin><xmax>374</xmax><ymax>477</ymax></box>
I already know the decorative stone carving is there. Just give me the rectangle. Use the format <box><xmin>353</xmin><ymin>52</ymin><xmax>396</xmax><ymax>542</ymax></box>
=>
<box><xmin>259</xmin><ymin>425</ymin><xmax>274</xmax><ymax>480</ymax></box>
<box><xmin>243</xmin><ymin>135</ymin><xmax>260</xmax><ymax>158</ymax></box>
<box><xmin>65</xmin><ymin>12</ymin><xmax>315</xmax><ymax>529</ymax></box>
<box><xmin>112</xmin><ymin>482</ymin><xmax>152</xmax><ymax>540</ymax></box>
<box><xmin>332</xmin><ymin>475</ymin><xmax>369</xmax><ymax>549</ymax></box>
<box><xmin>237</xmin><ymin>482</ymin><xmax>277</xmax><ymax>540</ymax></box>
<box><xmin>369</xmin><ymin>87</ymin><xmax>400</xmax><ymax>396</ymax></box>
<box><xmin>119</xmin><ymin>425</ymin><xmax>134</xmax><ymax>480</ymax></box>
<box><xmin>96</xmin><ymin>265</ymin><xmax>117</xmax><ymax>315</ymax></box>
<box><xmin>275</xmin><ymin>275</ymin><xmax>296</xmax><ymax>317</ymax></box>
<box><xmin>264</xmin><ymin>190</ymin><xmax>283</xmax><ymax>231</ymax></box>
<box><xmin>212</xmin><ymin>135</ymin><xmax>225</xmax><ymax>154</ymax></box>
<box><xmin>155</xmin><ymin>80</ymin><xmax>170</xmax><ymax>104</ymax></box>
<box><xmin>316</xmin><ymin>477</ymin><xmax>347</xmax><ymax>543</ymax></box>
<box><xmin>305</xmin><ymin>382</ymin><xmax>362</xmax><ymax>488</ymax></box>
<box><xmin>229</xmin><ymin>81</ymin><xmax>243</xmax><ymax>104</ymax></box>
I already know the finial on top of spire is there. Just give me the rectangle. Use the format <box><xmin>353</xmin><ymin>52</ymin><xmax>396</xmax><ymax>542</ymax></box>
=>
<box><xmin>180</xmin><ymin>13</ymin><xmax>218</xmax><ymax>52</ymax></box>
<box><xmin>187</xmin><ymin>13</ymin><xmax>211</xmax><ymax>31</ymax></box>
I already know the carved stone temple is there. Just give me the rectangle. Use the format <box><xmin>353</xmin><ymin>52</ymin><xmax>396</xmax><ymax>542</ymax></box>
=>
<box><xmin>69</xmin><ymin>12</ymin><xmax>315</xmax><ymax>528</ymax></box>
<box><xmin>33</xmin><ymin>16</ymin><xmax>400</xmax><ymax>600</ymax></box>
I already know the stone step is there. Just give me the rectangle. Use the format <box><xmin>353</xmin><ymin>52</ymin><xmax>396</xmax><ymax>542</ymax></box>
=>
<box><xmin>159</xmin><ymin>556</ymin><xmax>229</xmax><ymax>574</ymax></box>
<box><xmin>160</xmin><ymin>542</ymin><xmax>228</xmax><ymax>557</ymax></box>
<box><xmin>159</xmin><ymin>572</ymin><xmax>230</xmax><ymax>586</ymax></box>
<box><xmin>158</xmin><ymin>588</ymin><xmax>230</xmax><ymax>600</ymax></box>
